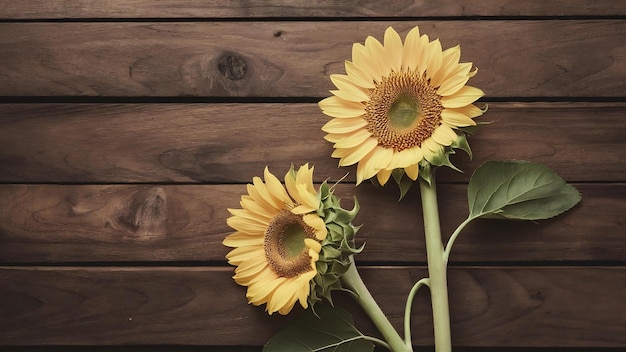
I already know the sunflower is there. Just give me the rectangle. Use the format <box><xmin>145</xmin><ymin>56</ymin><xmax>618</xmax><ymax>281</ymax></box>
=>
<box><xmin>223</xmin><ymin>164</ymin><xmax>327</xmax><ymax>315</ymax></box>
<box><xmin>320</xmin><ymin>26</ymin><xmax>485</xmax><ymax>185</ymax></box>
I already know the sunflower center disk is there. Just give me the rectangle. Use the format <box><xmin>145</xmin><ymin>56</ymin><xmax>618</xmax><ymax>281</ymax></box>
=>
<box><xmin>389</xmin><ymin>93</ymin><xmax>420</xmax><ymax>129</ymax></box>
<box><xmin>364</xmin><ymin>71</ymin><xmax>444</xmax><ymax>151</ymax></box>
<box><xmin>264</xmin><ymin>210</ymin><xmax>315</xmax><ymax>278</ymax></box>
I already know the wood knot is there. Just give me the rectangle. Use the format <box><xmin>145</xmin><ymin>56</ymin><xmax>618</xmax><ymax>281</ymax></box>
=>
<box><xmin>118</xmin><ymin>187</ymin><xmax>168</xmax><ymax>240</ymax></box>
<box><xmin>217</xmin><ymin>53</ymin><xmax>248</xmax><ymax>81</ymax></box>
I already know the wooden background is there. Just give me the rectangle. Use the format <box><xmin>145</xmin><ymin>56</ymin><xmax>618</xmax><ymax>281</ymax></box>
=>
<box><xmin>1</xmin><ymin>1</ymin><xmax>625</xmax><ymax>351</ymax></box>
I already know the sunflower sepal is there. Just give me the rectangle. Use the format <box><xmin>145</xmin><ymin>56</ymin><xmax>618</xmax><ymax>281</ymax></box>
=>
<box><xmin>451</xmin><ymin>132</ymin><xmax>472</xmax><ymax>160</ymax></box>
<box><xmin>308</xmin><ymin>183</ymin><xmax>364</xmax><ymax>308</ymax></box>
<box><xmin>459</xmin><ymin>119</ymin><xmax>492</xmax><ymax>136</ymax></box>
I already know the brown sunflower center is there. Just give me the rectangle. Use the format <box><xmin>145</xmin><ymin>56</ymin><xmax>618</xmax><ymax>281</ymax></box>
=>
<box><xmin>264</xmin><ymin>210</ymin><xmax>316</xmax><ymax>278</ymax></box>
<box><xmin>364</xmin><ymin>70</ymin><xmax>443</xmax><ymax>151</ymax></box>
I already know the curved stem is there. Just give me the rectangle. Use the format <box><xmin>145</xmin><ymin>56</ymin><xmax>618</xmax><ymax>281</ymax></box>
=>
<box><xmin>341</xmin><ymin>256</ymin><xmax>410</xmax><ymax>352</ymax></box>
<box><xmin>419</xmin><ymin>177</ymin><xmax>452</xmax><ymax>352</ymax></box>
<box><xmin>404</xmin><ymin>278</ymin><xmax>430</xmax><ymax>348</ymax></box>
<box><xmin>363</xmin><ymin>335</ymin><xmax>391</xmax><ymax>350</ymax></box>
<box><xmin>443</xmin><ymin>216</ymin><xmax>473</xmax><ymax>266</ymax></box>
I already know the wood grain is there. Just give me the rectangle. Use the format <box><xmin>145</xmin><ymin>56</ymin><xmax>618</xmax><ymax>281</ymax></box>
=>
<box><xmin>1</xmin><ymin>21</ymin><xmax>625</xmax><ymax>97</ymax></box>
<box><xmin>1</xmin><ymin>102</ymin><xmax>623</xmax><ymax>183</ymax></box>
<box><xmin>1</xmin><ymin>266</ymin><xmax>624</xmax><ymax>347</ymax></box>
<box><xmin>0</xmin><ymin>183</ymin><xmax>622</xmax><ymax>263</ymax></box>
<box><xmin>1</xmin><ymin>0</ymin><xmax>625</xmax><ymax>19</ymax></box>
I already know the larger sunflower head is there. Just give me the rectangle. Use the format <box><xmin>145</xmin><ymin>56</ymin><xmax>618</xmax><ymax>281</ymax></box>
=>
<box><xmin>320</xmin><ymin>26</ymin><xmax>486</xmax><ymax>187</ymax></box>
<box><xmin>224</xmin><ymin>164</ymin><xmax>361</xmax><ymax>315</ymax></box>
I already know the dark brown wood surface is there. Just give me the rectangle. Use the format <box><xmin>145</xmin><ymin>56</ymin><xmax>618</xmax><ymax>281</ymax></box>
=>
<box><xmin>0</xmin><ymin>1</ymin><xmax>624</xmax><ymax>351</ymax></box>
<box><xmin>1</xmin><ymin>0</ymin><xmax>625</xmax><ymax>19</ymax></box>
<box><xmin>1</xmin><ymin>21</ymin><xmax>625</xmax><ymax>97</ymax></box>
<box><xmin>1</xmin><ymin>103</ymin><xmax>624</xmax><ymax>183</ymax></box>
<box><xmin>0</xmin><ymin>183</ymin><xmax>623</xmax><ymax>263</ymax></box>
<box><xmin>1</xmin><ymin>266</ymin><xmax>625</xmax><ymax>347</ymax></box>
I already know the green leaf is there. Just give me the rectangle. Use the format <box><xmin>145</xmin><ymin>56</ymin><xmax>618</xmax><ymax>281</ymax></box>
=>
<box><xmin>451</xmin><ymin>132</ymin><xmax>472</xmax><ymax>159</ymax></box>
<box><xmin>263</xmin><ymin>305</ymin><xmax>374</xmax><ymax>352</ymax></box>
<box><xmin>468</xmin><ymin>160</ymin><xmax>581</xmax><ymax>220</ymax></box>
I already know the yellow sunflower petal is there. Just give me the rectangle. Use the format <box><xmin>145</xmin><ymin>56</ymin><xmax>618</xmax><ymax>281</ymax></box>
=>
<box><xmin>303</xmin><ymin>214</ymin><xmax>327</xmax><ymax>240</ymax></box>
<box><xmin>227</xmin><ymin>245</ymin><xmax>265</xmax><ymax>266</ymax></box>
<box><xmin>227</xmin><ymin>208</ymin><xmax>269</xmax><ymax>226</ymax></box>
<box><xmin>296</xmin><ymin>273</ymin><xmax>314</xmax><ymax>308</ymax></box>
<box><xmin>388</xmin><ymin>146</ymin><xmax>424</xmax><ymax>169</ymax></box>
<box><xmin>422</xmin><ymin>138</ymin><xmax>444</xmax><ymax>163</ymax></box>
<box><xmin>234</xmin><ymin>261</ymin><xmax>272</xmax><ymax>285</ymax></box>
<box><xmin>247</xmin><ymin>179</ymin><xmax>279</xmax><ymax>213</ymax></box>
<box><xmin>226</xmin><ymin>244</ymin><xmax>263</xmax><ymax>262</ymax></box>
<box><xmin>441</xmin><ymin>85</ymin><xmax>484</xmax><ymax>108</ymax></box>
<box><xmin>376</xmin><ymin>168</ymin><xmax>393</xmax><ymax>185</ymax></box>
<box><xmin>432</xmin><ymin>124</ymin><xmax>458</xmax><ymax>146</ymax></box>
<box><xmin>240</xmin><ymin>195</ymin><xmax>274</xmax><ymax>220</ymax></box>
<box><xmin>233</xmin><ymin>262</ymin><xmax>271</xmax><ymax>285</ymax></box>
<box><xmin>416</xmin><ymin>34</ymin><xmax>430</xmax><ymax>75</ymax></box>
<box><xmin>449</xmin><ymin>104</ymin><xmax>486</xmax><ymax>118</ymax></box>
<box><xmin>322</xmin><ymin>116</ymin><xmax>368</xmax><ymax>134</ymax></box>
<box><xmin>333</xmin><ymin>128</ymin><xmax>372</xmax><ymax>149</ymax></box>
<box><xmin>267</xmin><ymin>279</ymin><xmax>301</xmax><ymax>315</ymax></box>
<box><xmin>291</xmin><ymin>184</ymin><xmax>319</xmax><ymax>213</ymax></box>
<box><xmin>384</xmin><ymin>26</ymin><xmax>403</xmax><ymax>73</ymax></box>
<box><xmin>426</xmin><ymin>39</ymin><xmax>443</xmax><ymax>81</ymax></box>
<box><xmin>404</xmin><ymin>163</ymin><xmax>419</xmax><ymax>180</ymax></box>
<box><xmin>252</xmin><ymin>176</ymin><xmax>283</xmax><ymax>210</ymax></box>
<box><xmin>264</xmin><ymin>167</ymin><xmax>293</xmax><ymax>207</ymax></box>
<box><xmin>365</xmin><ymin>35</ymin><xmax>390</xmax><ymax>78</ymax></box>
<box><xmin>304</xmin><ymin>238</ymin><xmax>322</xmax><ymax>253</ymax></box>
<box><xmin>356</xmin><ymin>146</ymin><xmax>393</xmax><ymax>184</ymax></box>
<box><xmin>402</xmin><ymin>26</ymin><xmax>422</xmax><ymax>72</ymax></box>
<box><xmin>324</xmin><ymin>133</ymin><xmax>346</xmax><ymax>143</ymax></box>
<box><xmin>277</xmin><ymin>293</ymin><xmax>301</xmax><ymax>315</ymax></box>
<box><xmin>335</xmin><ymin>137</ymin><xmax>378</xmax><ymax>166</ymax></box>
<box><xmin>431</xmin><ymin>45</ymin><xmax>461</xmax><ymax>88</ymax></box>
<box><xmin>330</xmin><ymin>74</ymin><xmax>370</xmax><ymax>102</ymax></box>
<box><xmin>223</xmin><ymin>231</ymin><xmax>264</xmax><ymax>247</ymax></box>
<box><xmin>421</xmin><ymin>137</ymin><xmax>442</xmax><ymax>153</ymax></box>
<box><xmin>437</xmin><ymin>72</ymin><xmax>471</xmax><ymax>96</ymax></box>
<box><xmin>227</xmin><ymin>215</ymin><xmax>268</xmax><ymax>235</ymax></box>
<box><xmin>295</xmin><ymin>164</ymin><xmax>316</xmax><ymax>195</ymax></box>
<box><xmin>319</xmin><ymin>95</ymin><xmax>366</xmax><ymax>118</ymax></box>
<box><xmin>247</xmin><ymin>276</ymin><xmax>284</xmax><ymax>306</ymax></box>
<box><xmin>330</xmin><ymin>88</ymin><xmax>366</xmax><ymax>103</ymax></box>
<box><xmin>345</xmin><ymin>60</ymin><xmax>376</xmax><ymax>89</ymax></box>
<box><xmin>352</xmin><ymin>43</ymin><xmax>382</xmax><ymax>82</ymax></box>
<box><xmin>446</xmin><ymin>62</ymin><xmax>472</xmax><ymax>79</ymax></box>
<box><xmin>441</xmin><ymin>109</ymin><xmax>477</xmax><ymax>127</ymax></box>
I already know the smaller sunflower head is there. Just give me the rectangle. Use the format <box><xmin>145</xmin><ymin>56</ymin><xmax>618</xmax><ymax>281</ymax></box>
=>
<box><xmin>320</xmin><ymin>26</ymin><xmax>487</xmax><ymax>188</ymax></box>
<box><xmin>223</xmin><ymin>164</ymin><xmax>361</xmax><ymax>315</ymax></box>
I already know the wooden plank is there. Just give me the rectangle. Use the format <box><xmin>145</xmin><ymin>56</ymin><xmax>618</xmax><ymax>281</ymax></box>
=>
<box><xmin>1</xmin><ymin>266</ymin><xmax>624</xmax><ymax>347</ymax></box>
<box><xmin>0</xmin><ymin>348</ymin><xmax>621</xmax><ymax>352</ymax></box>
<box><xmin>1</xmin><ymin>0</ymin><xmax>625</xmax><ymax>19</ymax></box>
<box><xmin>1</xmin><ymin>21</ymin><xmax>624</xmax><ymax>97</ymax></box>
<box><xmin>1</xmin><ymin>348</ymin><xmax>621</xmax><ymax>352</ymax></box>
<box><xmin>1</xmin><ymin>102</ymin><xmax>623</xmax><ymax>183</ymax></box>
<box><xmin>0</xmin><ymin>183</ymin><xmax>622</xmax><ymax>263</ymax></box>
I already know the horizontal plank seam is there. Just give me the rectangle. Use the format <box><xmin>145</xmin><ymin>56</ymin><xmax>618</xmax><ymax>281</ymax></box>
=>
<box><xmin>1</xmin><ymin>15</ymin><xmax>626</xmax><ymax>23</ymax></box>
<box><xmin>0</xmin><ymin>348</ymin><xmax>621</xmax><ymax>352</ymax></box>
<box><xmin>1</xmin><ymin>262</ymin><xmax>625</xmax><ymax>268</ymax></box>
<box><xmin>1</xmin><ymin>97</ymin><xmax>626</xmax><ymax>104</ymax></box>
<box><xmin>0</xmin><ymin>181</ymin><xmax>624</xmax><ymax>186</ymax></box>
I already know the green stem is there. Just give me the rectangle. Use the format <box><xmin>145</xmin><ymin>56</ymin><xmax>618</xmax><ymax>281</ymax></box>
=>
<box><xmin>403</xmin><ymin>278</ymin><xmax>430</xmax><ymax>348</ymax></box>
<box><xmin>419</xmin><ymin>177</ymin><xmax>452</xmax><ymax>352</ymax></box>
<box><xmin>443</xmin><ymin>216</ymin><xmax>473</xmax><ymax>266</ymax></box>
<box><xmin>363</xmin><ymin>336</ymin><xmax>391</xmax><ymax>350</ymax></box>
<box><xmin>341</xmin><ymin>256</ymin><xmax>410</xmax><ymax>352</ymax></box>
